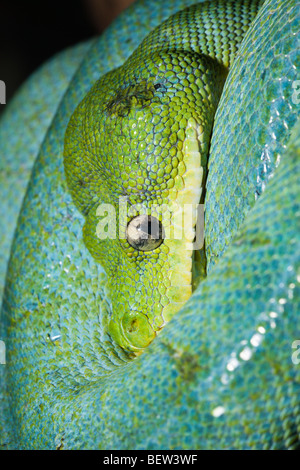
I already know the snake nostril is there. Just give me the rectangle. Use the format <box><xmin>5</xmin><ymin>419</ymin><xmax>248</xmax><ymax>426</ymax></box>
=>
<box><xmin>121</xmin><ymin>312</ymin><xmax>156</xmax><ymax>350</ymax></box>
<box><xmin>127</xmin><ymin>319</ymin><xmax>139</xmax><ymax>333</ymax></box>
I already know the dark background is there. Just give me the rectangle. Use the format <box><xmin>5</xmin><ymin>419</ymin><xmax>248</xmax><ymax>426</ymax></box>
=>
<box><xmin>0</xmin><ymin>0</ymin><xmax>134</xmax><ymax>107</ymax></box>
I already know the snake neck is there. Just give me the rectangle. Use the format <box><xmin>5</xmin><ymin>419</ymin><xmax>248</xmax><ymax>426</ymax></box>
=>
<box><xmin>129</xmin><ymin>0</ymin><xmax>264</xmax><ymax>70</ymax></box>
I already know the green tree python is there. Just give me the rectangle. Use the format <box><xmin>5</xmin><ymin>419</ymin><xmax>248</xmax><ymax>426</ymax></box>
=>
<box><xmin>0</xmin><ymin>0</ymin><xmax>299</xmax><ymax>450</ymax></box>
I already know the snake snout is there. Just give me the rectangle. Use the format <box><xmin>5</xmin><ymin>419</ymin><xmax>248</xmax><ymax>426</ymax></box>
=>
<box><xmin>108</xmin><ymin>310</ymin><xmax>156</xmax><ymax>353</ymax></box>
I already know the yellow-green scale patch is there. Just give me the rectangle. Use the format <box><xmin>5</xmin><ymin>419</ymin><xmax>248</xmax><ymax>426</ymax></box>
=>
<box><xmin>64</xmin><ymin>0</ymin><xmax>262</xmax><ymax>353</ymax></box>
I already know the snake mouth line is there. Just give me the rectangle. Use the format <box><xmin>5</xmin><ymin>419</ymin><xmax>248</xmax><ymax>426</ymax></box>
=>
<box><xmin>177</xmin><ymin>117</ymin><xmax>208</xmax><ymax>293</ymax></box>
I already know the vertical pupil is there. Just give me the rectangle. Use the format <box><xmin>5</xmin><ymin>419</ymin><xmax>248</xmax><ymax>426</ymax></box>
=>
<box><xmin>139</xmin><ymin>217</ymin><xmax>160</xmax><ymax>238</ymax></box>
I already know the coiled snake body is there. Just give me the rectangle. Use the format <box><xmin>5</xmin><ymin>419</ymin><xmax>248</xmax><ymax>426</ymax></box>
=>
<box><xmin>0</xmin><ymin>0</ymin><xmax>299</xmax><ymax>450</ymax></box>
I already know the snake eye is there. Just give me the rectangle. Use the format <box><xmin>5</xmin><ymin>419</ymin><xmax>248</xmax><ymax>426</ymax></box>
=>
<box><xmin>126</xmin><ymin>215</ymin><xmax>164</xmax><ymax>251</ymax></box>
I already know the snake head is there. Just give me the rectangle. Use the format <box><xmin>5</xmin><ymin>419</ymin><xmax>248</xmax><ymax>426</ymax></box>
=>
<box><xmin>64</xmin><ymin>50</ymin><xmax>226</xmax><ymax>353</ymax></box>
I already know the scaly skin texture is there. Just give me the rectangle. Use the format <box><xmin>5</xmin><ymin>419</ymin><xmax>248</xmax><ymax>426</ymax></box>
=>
<box><xmin>0</xmin><ymin>0</ymin><xmax>299</xmax><ymax>450</ymax></box>
<box><xmin>64</xmin><ymin>0</ymin><xmax>262</xmax><ymax>352</ymax></box>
